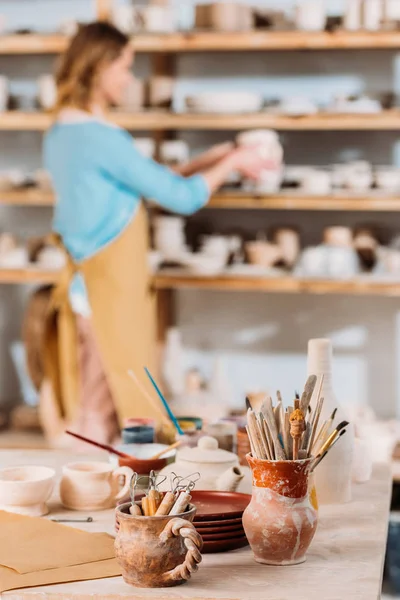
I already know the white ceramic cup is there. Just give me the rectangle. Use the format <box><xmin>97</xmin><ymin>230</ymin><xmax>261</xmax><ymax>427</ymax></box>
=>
<box><xmin>38</xmin><ymin>75</ymin><xmax>57</xmax><ymax>111</ymax></box>
<box><xmin>60</xmin><ymin>462</ymin><xmax>133</xmax><ymax>511</ymax></box>
<box><xmin>0</xmin><ymin>465</ymin><xmax>55</xmax><ymax>516</ymax></box>
<box><xmin>141</xmin><ymin>6</ymin><xmax>175</xmax><ymax>33</ymax></box>
<box><xmin>0</xmin><ymin>76</ymin><xmax>9</xmax><ymax>112</ymax></box>
<box><xmin>295</xmin><ymin>0</ymin><xmax>326</xmax><ymax>31</ymax></box>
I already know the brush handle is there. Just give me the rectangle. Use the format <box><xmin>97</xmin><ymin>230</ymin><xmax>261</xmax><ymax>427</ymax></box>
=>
<box><xmin>300</xmin><ymin>375</ymin><xmax>317</xmax><ymax>415</ymax></box>
<box><xmin>65</xmin><ymin>430</ymin><xmax>130</xmax><ymax>459</ymax></box>
<box><xmin>144</xmin><ymin>368</ymin><xmax>184</xmax><ymax>435</ymax></box>
<box><xmin>261</xmin><ymin>397</ymin><xmax>286</xmax><ymax>460</ymax></box>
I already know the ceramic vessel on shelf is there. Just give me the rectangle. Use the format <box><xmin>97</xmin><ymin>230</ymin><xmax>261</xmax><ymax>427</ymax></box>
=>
<box><xmin>344</xmin><ymin>0</ymin><xmax>363</xmax><ymax>30</ymax></box>
<box><xmin>375</xmin><ymin>167</ymin><xmax>400</xmax><ymax>192</ymax></box>
<box><xmin>153</xmin><ymin>215</ymin><xmax>186</xmax><ymax>260</ymax></box>
<box><xmin>0</xmin><ymin>465</ymin><xmax>55</xmax><ymax>516</ymax></box>
<box><xmin>195</xmin><ymin>3</ymin><xmax>252</xmax><ymax>31</ymax></box>
<box><xmin>163</xmin><ymin>327</ymin><xmax>185</xmax><ymax>397</ymax></box>
<box><xmin>186</xmin><ymin>92</ymin><xmax>263</xmax><ymax>114</ymax></box>
<box><xmin>37</xmin><ymin>75</ymin><xmax>56</xmax><ymax>111</ymax></box>
<box><xmin>363</xmin><ymin>0</ymin><xmax>383</xmax><ymax>30</ymax></box>
<box><xmin>296</xmin><ymin>246</ymin><xmax>328</xmax><ymax>277</ymax></box>
<box><xmin>119</xmin><ymin>77</ymin><xmax>145</xmax><ymax>111</ymax></box>
<box><xmin>60</xmin><ymin>461</ymin><xmax>133</xmax><ymax>511</ymax></box>
<box><xmin>160</xmin><ymin>140</ymin><xmax>190</xmax><ymax>167</ymax></box>
<box><xmin>183</xmin><ymin>253</ymin><xmax>226</xmax><ymax>276</ymax></box>
<box><xmin>158</xmin><ymin>436</ymin><xmax>251</xmax><ymax>493</ymax></box>
<box><xmin>115</xmin><ymin>503</ymin><xmax>202</xmax><ymax>588</ymax></box>
<box><xmin>295</xmin><ymin>0</ymin><xmax>326</xmax><ymax>31</ymax></box>
<box><xmin>307</xmin><ymin>339</ymin><xmax>355</xmax><ymax>504</ymax></box>
<box><xmin>274</xmin><ymin>96</ymin><xmax>318</xmax><ymax>116</ymax></box>
<box><xmin>140</xmin><ymin>5</ymin><xmax>175</xmax><ymax>33</ymax></box>
<box><xmin>245</xmin><ymin>241</ymin><xmax>282</xmax><ymax>268</ymax></box>
<box><xmin>237</xmin><ymin>129</ymin><xmax>284</xmax><ymax>192</ymax></box>
<box><xmin>274</xmin><ymin>228</ymin><xmax>300</xmax><ymax>268</ymax></box>
<box><xmin>242</xmin><ymin>455</ymin><xmax>318</xmax><ymax>565</ymax></box>
<box><xmin>327</xmin><ymin>246</ymin><xmax>360</xmax><ymax>278</ymax></box>
<box><xmin>0</xmin><ymin>75</ymin><xmax>8</xmax><ymax>112</ymax></box>
<box><xmin>299</xmin><ymin>168</ymin><xmax>332</xmax><ymax>195</ymax></box>
<box><xmin>149</xmin><ymin>76</ymin><xmax>174</xmax><ymax>109</ymax></box>
<box><xmin>323</xmin><ymin>226</ymin><xmax>353</xmax><ymax>247</ymax></box>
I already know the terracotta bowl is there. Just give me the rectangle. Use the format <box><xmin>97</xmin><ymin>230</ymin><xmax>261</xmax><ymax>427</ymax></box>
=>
<box><xmin>110</xmin><ymin>443</ymin><xmax>177</xmax><ymax>475</ymax></box>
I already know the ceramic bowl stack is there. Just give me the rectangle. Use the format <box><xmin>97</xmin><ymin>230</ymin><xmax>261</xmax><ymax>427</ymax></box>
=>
<box><xmin>191</xmin><ymin>490</ymin><xmax>251</xmax><ymax>553</ymax></box>
<box><xmin>186</xmin><ymin>92</ymin><xmax>263</xmax><ymax>114</ymax></box>
<box><xmin>153</xmin><ymin>216</ymin><xmax>187</xmax><ymax>261</ymax></box>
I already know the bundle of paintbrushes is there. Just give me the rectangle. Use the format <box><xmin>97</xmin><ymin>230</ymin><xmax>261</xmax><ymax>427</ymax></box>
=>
<box><xmin>245</xmin><ymin>374</ymin><xmax>349</xmax><ymax>472</ymax></box>
<box><xmin>128</xmin><ymin>471</ymin><xmax>199</xmax><ymax>517</ymax></box>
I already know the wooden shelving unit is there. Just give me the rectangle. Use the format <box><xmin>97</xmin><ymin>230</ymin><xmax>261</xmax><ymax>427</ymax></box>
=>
<box><xmin>2</xmin><ymin>110</ymin><xmax>400</xmax><ymax>131</ymax></box>
<box><xmin>0</xmin><ymin>268</ymin><xmax>59</xmax><ymax>284</ymax></box>
<box><xmin>2</xmin><ymin>30</ymin><xmax>400</xmax><ymax>55</ymax></box>
<box><xmin>3</xmin><ymin>268</ymin><xmax>400</xmax><ymax>298</ymax></box>
<box><xmin>153</xmin><ymin>273</ymin><xmax>400</xmax><ymax>297</ymax></box>
<box><xmin>3</xmin><ymin>189</ymin><xmax>400</xmax><ymax>212</ymax></box>
<box><xmin>0</xmin><ymin>189</ymin><xmax>53</xmax><ymax>206</ymax></box>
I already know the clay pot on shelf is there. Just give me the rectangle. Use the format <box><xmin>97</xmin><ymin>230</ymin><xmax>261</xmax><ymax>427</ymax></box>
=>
<box><xmin>242</xmin><ymin>455</ymin><xmax>318</xmax><ymax>566</ymax></box>
<box><xmin>148</xmin><ymin>76</ymin><xmax>174</xmax><ymax>109</ymax></box>
<box><xmin>115</xmin><ymin>502</ymin><xmax>203</xmax><ymax>588</ymax></box>
<box><xmin>295</xmin><ymin>0</ymin><xmax>327</xmax><ymax>31</ymax></box>
<box><xmin>245</xmin><ymin>241</ymin><xmax>282</xmax><ymax>268</ymax></box>
<box><xmin>195</xmin><ymin>3</ymin><xmax>252</xmax><ymax>32</ymax></box>
<box><xmin>120</xmin><ymin>77</ymin><xmax>146</xmax><ymax>111</ymax></box>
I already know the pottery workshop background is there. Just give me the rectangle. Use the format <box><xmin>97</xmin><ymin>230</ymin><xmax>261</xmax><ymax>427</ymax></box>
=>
<box><xmin>1</xmin><ymin>0</ymin><xmax>400</xmax><ymax>416</ymax></box>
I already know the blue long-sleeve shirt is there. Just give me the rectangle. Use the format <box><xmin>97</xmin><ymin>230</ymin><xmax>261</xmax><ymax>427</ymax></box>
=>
<box><xmin>43</xmin><ymin>110</ymin><xmax>209</xmax><ymax>314</ymax></box>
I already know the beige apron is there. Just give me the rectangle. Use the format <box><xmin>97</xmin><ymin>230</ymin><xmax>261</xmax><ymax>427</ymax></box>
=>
<box><xmin>44</xmin><ymin>204</ymin><xmax>166</xmax><ymax>430</ymax></box>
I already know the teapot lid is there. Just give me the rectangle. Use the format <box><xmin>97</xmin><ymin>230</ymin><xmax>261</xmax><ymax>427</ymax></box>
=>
<box><xmin>178</xmin><ymin>436</ymin><xmax>236</xmax><ymax>464</ymax></box>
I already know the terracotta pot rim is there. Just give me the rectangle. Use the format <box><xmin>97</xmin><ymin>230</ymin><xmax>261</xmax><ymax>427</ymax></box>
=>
<box><xmin>246</xmin><ymin>453</ymin><xmax>314</xmax><ymax>466</ymax></box>
<box><xmin>116</xmin><ymin>502</ymin><xmax>197</xmax><ymax>520</ymax></box>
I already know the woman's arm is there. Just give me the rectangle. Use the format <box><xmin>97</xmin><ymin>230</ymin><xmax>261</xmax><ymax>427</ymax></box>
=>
<box><xmin>174</xmin><ymin>142</ymin><xmax>234</xmax><ymax>177</ymax></box>
<box><xmin>98</xmin><ymin>127</ymin><xmax>269</xmax><ymax>215</ymax></box>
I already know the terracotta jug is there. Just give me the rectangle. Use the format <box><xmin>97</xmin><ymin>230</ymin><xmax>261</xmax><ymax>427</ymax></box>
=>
<box><xmin>242</xmin><ymin>455</ymin><xmax>318</xmax><ymax>566</ymax></box>
<box><xmin>115</xmin><ymin>503</ymin><xmax>203</xmax><ymax>588</ymax></box>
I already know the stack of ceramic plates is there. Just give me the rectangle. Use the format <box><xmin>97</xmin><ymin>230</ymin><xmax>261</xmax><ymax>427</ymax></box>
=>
<box><xmin>185</xmin><ymin>92</ymin><xmax>263</xmax><ymax>115</ymax></box>
<box><xmin>192</xmin><ymin>491</ymin><xmax>251</xmax><ymax>553</ymax></box>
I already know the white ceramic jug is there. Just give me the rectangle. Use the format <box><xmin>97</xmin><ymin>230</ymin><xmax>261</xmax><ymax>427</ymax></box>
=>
<box><xmin>307</xmin><ymin>339</ymin><xmax>355</xmax><ymax>504</ymax></box>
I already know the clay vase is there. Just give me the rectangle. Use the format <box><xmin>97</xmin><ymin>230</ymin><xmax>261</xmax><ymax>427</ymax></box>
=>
<box><xmin>242</xmin><ymin>455</ymin><xmax>318</xmax><ymax>566</ymax></box>
<box><xmin>115</xmin><ymin>502</ymin><xmax>203</xmax><ymax>588</ymax></box>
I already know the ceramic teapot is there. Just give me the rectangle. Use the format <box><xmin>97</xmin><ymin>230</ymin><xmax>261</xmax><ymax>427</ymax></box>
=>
<box><xmin>158</xmin><ymin>436</ymin><xmax>251</xmax><ymax>493</ymax></box>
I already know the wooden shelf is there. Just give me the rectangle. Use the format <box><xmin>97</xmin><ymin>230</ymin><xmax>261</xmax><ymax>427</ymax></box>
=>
<box><xmin>2</xmin><ymin>31</ymin><xmax>400</xmax><ymax>54</ymax></box>
<box><xmin>2</xmin><ymin>110</ymin><xmax>400</xmax><ymax>131</ymax></box>
<box><xmin>153</xmin><ymin>274</ymin><xmax>400</xmax><ymax>297</ymax></box>
<box><xmin>209</xmin><ymin>192</ymin><xmax>400</xmax><ymax>211</ymax></box>
<box><xmin>0</xmin><ymin>189</ymin><xmax>53</xmax><ymax>206</ymax></box>
<box><xmin>3</xmin><ymin>189</ymin><xmax>400</xmax><ymax>212</ymax></box>
<box><xmin>0</xmin><ymin>268</ymin><xmax>59</xmax><ymax>284</ymax></box>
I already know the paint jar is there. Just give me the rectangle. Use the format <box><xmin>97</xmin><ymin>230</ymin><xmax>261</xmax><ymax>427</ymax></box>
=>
<box><xmin>242</xmin><ymin>455</ymin><xmax>318</xmax><ymax>565</ymax></box>
<box><xmin>122</xmin><ymin>425</ymin><xmax>155</xmax><ymax>445</ymax></box>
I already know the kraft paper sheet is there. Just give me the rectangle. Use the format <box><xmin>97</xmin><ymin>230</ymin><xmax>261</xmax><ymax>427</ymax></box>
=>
<box><xmin>0</xmin><ymin>511</ymin><xmax>121</xmax><ymax>593</ymax></box>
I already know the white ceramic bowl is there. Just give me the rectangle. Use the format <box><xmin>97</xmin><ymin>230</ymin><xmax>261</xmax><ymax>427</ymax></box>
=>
<box><xmin>186</xmin><ymin>92</ymin><xmax>263</xmax><ymax>114</ymax></box>
<box><xmin>183</xmin><ymin>253</ymin><xmax>226</xmax><ymax>276</ymax></box>
<box><xmin>0</xmin><ymin>465</ymin><xmax>55</xmax><ymax>516</ymax></box>
<box><xmin>375</xmin><ymin>168</ymin><xmax>400</xmax><ymax>192</ymax></box>
<box><xmin>109</xmin><ymin>444</ymin><xmax>177</xmax><ymax>468</ymax></box>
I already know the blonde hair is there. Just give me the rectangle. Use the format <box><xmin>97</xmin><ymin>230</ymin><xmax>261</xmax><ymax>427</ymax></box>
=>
<box><xmin>22</xmin><ymin>286</ymin><xmax>53</xmax><ymax>390</ymax></box>
<box><xmin>55</xmin><ymin>21</ymin><xmax>129</xmax><ymax>113</ymax></box>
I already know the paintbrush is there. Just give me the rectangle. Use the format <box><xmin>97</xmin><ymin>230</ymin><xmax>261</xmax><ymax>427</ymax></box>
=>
<box><xmin>65</xmin><ymin>430</ymin><xmax>132</xmax><ymax>459</ymax></box>
<box><xmin>306</xmin><ymin>395</ymin><xmax>324</xmax><ymax>457</ymax></box>
<box><xmin>312</xmin><ymin>408</ymin><xmax>338</xmax><ymax>454</ymax></box>
<box><xmin>311</xmin><ymin>429</ymin><xmax>347</xmax><ymax>472</ymax></box>
<box><xmin>128</xmin><ymin>369</ymin><xmax>170</xmax><ymax>427</ymax></box>
<box><xmin>246</xmin><ymin>396</ymin><xmax>252</xmax><ymax>411</ymax></box>
<box><xmin>144</xmin><ymin>367</ymin><xmax>184</xmax><ymax>435</ymax></box>
<box><xmin>317</xmin><ymin>421</ymin><xmax>349</xmax><ymax>457</ymax></box>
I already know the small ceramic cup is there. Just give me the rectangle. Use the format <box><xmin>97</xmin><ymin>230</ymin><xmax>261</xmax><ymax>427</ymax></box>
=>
<box><xmin>0</xmin><ymin>465</ymin><xmax>55</xmax><ymax>516</ymax></box>
<box><xmin>0</xmin><ymin>75</ymin><xmax>9</xmax><ymax>112</ymax></box>
<box><xmin>37</xmin><ymin>75</ymin><xmax>57</xmax><ymax>111</ymax></box>
<box><xmin>60</xmin><ymin>462</ymin><xmax>133</xmax><ymax>511</ymax></box>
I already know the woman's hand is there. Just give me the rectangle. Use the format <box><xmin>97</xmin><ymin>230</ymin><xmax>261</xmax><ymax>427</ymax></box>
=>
<box><xmin>176</xmin><ymin>142</ymin><xmax>234</xmax><ymax>177</ymax></box>
<box><xmin>229</xmin><ymin>145</ymin><xmax>279</xmax><ymax>180</ymax></box>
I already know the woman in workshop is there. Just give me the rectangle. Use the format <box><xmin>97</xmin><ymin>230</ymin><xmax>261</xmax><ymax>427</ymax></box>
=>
<box><xmin>42</xmin><ymin>21</ymin><xmax>271</xmax><ymax>447</ymax></box>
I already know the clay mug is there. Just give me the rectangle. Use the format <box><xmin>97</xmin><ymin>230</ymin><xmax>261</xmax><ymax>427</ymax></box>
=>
<box><xmin>115</xmin><ymin>502</ymin><xmax>203</xmax><ymax>588</ymax></box>
<box><xmin>60</xmin><ymin>462</ymin><xmax>133</xmax><ymax>511</ymax></box>
<box><xmin>242</xmin><ymin>455</ymin><xmax>318</xmax><ymax>565</ymax></box>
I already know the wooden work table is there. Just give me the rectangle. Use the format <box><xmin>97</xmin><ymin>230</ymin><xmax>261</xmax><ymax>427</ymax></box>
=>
<box><xmin>0</xmin><ymin>450</ymin><xmax>392</xmax><ymax>600</ymax></box>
